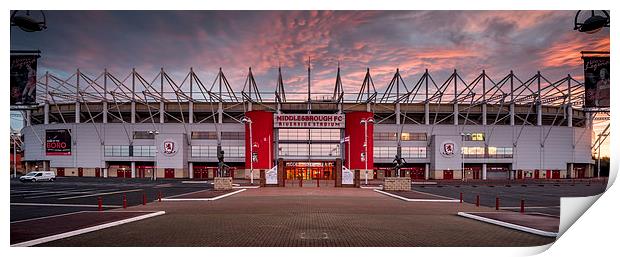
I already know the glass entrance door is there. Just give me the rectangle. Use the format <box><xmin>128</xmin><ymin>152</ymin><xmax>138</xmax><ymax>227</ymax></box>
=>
<box><xmin>284</xmin><ymin>161</ymin><xmax>335</xmax><ymax>180</ymax></box>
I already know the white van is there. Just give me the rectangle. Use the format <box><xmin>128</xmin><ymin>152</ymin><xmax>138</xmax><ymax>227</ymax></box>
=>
<box><xmin>19</xmin><ymin>171</ymin><xmax>56</xmax><ymax>182</ymax></box>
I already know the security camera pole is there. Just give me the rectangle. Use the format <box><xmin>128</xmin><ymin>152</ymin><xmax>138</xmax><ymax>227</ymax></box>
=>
<box><xmin>241</xmin><ymin>117</ymin><xmax>254</xmax><ymax>184</ymax></box>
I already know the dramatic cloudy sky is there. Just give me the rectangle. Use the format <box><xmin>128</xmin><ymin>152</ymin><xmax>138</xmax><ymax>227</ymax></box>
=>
<box><xmin>11</xmin><ymin>10</ymin><xmax>609</xmax><ymax>94</ymax></box>
<box><xmin>10</xmin><ymin>10</ymin><xmax>610</xmax><ymax>155</ymax></box>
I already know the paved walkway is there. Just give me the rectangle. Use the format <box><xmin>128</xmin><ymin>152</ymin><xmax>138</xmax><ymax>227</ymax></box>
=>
<box><xmin>40</xmin><ymin>187</ymin><xmax>555</xmax><ymax>247</ymax></box>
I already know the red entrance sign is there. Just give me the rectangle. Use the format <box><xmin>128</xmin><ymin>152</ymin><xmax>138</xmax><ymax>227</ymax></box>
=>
<box><xmin>274</xmin><ymin>114</ymin><xmax>345</xmax><ymax>128</ymax></box>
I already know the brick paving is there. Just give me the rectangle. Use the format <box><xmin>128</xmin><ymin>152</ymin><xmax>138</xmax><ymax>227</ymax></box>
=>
<box><xmin>40</xmin><ymin>187</ymin><xmax>555</xmax><ymax>247</ymax></box>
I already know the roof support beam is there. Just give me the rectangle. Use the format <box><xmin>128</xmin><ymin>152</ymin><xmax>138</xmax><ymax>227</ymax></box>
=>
<box><xmin>44</xmin><ymin>71</ymin><xmax>49</xmax><ymax>125</ymax></box>
<box><xmin>160</xmin><ymin>68</ymin><xmax>165</xmax><ymax>124</ymax></box>
<box><xmin>75</xmin><ymin>69</ymin><xmax>81</xmax><ymax>124</ymax></box>
<box><xmin>103</xmin><ymin>69</ymin><xmax>108</xmax><ymax>124</ymax></box>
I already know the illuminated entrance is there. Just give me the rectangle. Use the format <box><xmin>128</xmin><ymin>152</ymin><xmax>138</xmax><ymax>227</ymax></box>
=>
<box><xmin>284</xmin><ymin>161</ymin><xmax>335</xmax><ymax>180</ymax></box>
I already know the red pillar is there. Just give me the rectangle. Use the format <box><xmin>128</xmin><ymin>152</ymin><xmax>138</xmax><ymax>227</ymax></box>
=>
<box><xmin>344</xmin><ymin>112</ymin><xmax>374</xmax><ymax>170</ymax></box>
<box><xmin>244</xmin><ymin>111</ymin><xmax>274</xmax><ymax>170</ymax></box>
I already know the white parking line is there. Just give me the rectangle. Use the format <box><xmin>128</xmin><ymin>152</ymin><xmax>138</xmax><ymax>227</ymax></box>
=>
<box><xmin>457</xmin><ymin>212</ymin><xmax>558</xmax><ymax>237</ymax></box>
<box><xmin>360</xmin><ymin>186</ymin><xmax>383</xmax><ymax>189</ymax></box>
<box><xmin>500</xmin><ymin>206</ymin><xmax>560</xmax><ymax>209</ymax></box>
<box><xmin>58</xmin><ymin>189</ymin><xmax>143</xmax><ymax>200</ymax></box>
<box><xmin>162</xmin><ymin>189</ymin><xmax>211</xmax><ymax>199</ymax></box>
<box><xmin>181</xmin><ymin>181</ymin><xmax>209</xmax><ymax>184</ymax></box>
<box><xmin>11</xmin><ymin>190</ymin><xmax>88</xmax><ymax>198</ymax></box>
<box><xmin>12</xmin><ymin>187</ymin><xmax>81</xmax><ymax>191</ymax></box>
<box><xmin>409</xmin><ymin>189</ymin><xmax>458</xmax><ymax>200</ymax></box>
<box><xmin>162</xmin><ymin>189</ymin><xmax>246</xmax><ymax>201</ymax></box>
<box><xmin>25</xmin><ymin>190</ymin><xmax>106</xmax><ymax>199</ymax></box>
<box><xmin>374</xmin><ymin>189</ymin><xmax>460</xmax><ymax>202</ymax></box>
<box><xmin>11</xmin><ymin>211</ymin><xmax>87</xmax><ymax>224</ymax></box>
<box><xmin>11</xmin><ymin>203</ymin><xmax>122</xmax><ymax>208</ymax></box>
<box><xmin>11</xmin><ymin>211</ymin><xmax>166</xmax><ymax>247</ymax></box>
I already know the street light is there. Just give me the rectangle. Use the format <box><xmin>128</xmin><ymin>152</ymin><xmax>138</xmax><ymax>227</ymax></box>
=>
<box><xmin>148</xmin><ymin>130</ymin><xmax>159</xmax><ymax>180</ymax></box>
<box><xmin>360</xmin><ymin>117</ymin><xmax>375</xmax><ymax>185</ymax></box>
<box><xmin>574</xmin><ymin>10</ymin><xmax>610</xmax><ymax>34</ymax></box>
<box><xmin>460</xmin><ymin>132</ymin><xmax>470</xmax><ymax>182</ymax></box>
<box><xmin>11</xmin><ymin>11</ymin><xmax>47</xmax><ymax>32</ymax></box>
<box><xmin>241</xmin><ymin>117</ymin><xmax>254</xmax><ymax>185</ymax></box>
<box><xmin>12</xmin><ymin>132</ymin><xmax>19</xmax><ymax>178</ymax></box>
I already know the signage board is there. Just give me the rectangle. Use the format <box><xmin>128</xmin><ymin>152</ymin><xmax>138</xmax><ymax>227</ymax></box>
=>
<box><xmin>266</xmin><ymin>167</ymin><xmax>278</xmax><ymax>185</ymax></box>
<box><xmin>46</xmin><ymin>129</ymin><xmax>71</xmax><ymax>156</ymax></box>
<box><xmin>274</xmin><ymin>114</ymin><xmax>345</xmax><ymax>129</ymax></box>
<box><xmin>583</xmin><ymin>55</ymin><xmax>610</xmax><ymax>108</ymax></box>
<box><xmin>10</xmin><ymin>55</ymin><xmax>38</xmax><ymax>107</ymax></box>
<box><xmin>342</xmin><ymin>168</ymin><xmax>354</xmax><ymax>185</ymax></box>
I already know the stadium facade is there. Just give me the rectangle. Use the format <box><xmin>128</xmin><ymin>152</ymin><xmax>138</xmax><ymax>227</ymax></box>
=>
<box><xmin>20</xmin><ymin>67</ymin><xmax>595</xmax><ymax>181</ymax></box>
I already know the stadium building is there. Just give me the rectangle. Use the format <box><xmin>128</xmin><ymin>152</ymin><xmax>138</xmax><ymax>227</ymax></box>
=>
<box><xmin>20</xmin><ymin>66</ymin><xmax>595</xmax><ymax>182</ymax></box>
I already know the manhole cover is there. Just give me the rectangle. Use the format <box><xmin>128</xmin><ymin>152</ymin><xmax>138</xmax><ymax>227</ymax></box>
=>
<box><xmin>300</xmin><ymin>232</ymin><xmax>329</xmax><ymax>240</ymax></box>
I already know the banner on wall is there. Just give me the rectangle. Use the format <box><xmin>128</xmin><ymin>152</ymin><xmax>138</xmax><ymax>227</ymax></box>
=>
<box><xmin>583</xmin><ymin>55</ymin><xmax>610</xmax><ymax>108</ymax></box>
<box><xmin>46</xmin><ymin>129</ymin><xmax>72</xmax><ymax>156</ymax></box>
<box><xmin>10</xmin><ymin>54</ymin><xmax>39</xmax><ymax>107</ymax></box>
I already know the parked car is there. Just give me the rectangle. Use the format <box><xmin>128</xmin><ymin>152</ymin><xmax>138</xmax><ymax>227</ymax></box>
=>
<box><xmin>19</xmin><ymin>171</ymin><xmax>56</xmax><ymax>182</ymax></box>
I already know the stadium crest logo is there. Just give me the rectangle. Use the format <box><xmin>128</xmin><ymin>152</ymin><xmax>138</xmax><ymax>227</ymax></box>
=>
<box><xmin>162</xmin><ymin>139</ymin><xmax>178</xmax><ymax>156</ymax></box>
<box><xmin>441</xmin><ymin>141</ymin><xmax>456</xmax><ymax>157</ymax></box>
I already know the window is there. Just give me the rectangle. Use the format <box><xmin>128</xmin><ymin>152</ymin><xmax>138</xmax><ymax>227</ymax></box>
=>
<box><xmin>374</xmin><ymin>132</ymin><xmax>427</xmax><ymax>141</ymax></box>
<box><xmin>221</xmin><ymin>145</ymin><xmax>245</xmax><ymax>158</ymax></box>
<box><xmin>278</xmin><ymin>129</ymin><xmax>340</xmax><ymax>141</ymax></box>
<box><xmin>104</xmin><ymin>145</ymin><xmax>130</xmax><ymax>157</ymax></box>
<box><xmin>400</xmin><ymin>132</ymin><xmax>427</xmax><ymax>141</ymax></box>
<box><xmin>133</xmin><ymin>131</ymin><xmax>155</xmax><ymax>139</ymax></box>
<box><xmin>221</xmin><ymin>132</ymin><xmax>245</xmax><ymax>140</ymax></box>
<box><xmin>133</xmin><ymin>145</ymin><xmax>156</xmax><ymax>157</ymax></box>
<box><xmin>191</xmin><ymin>131</ymin><xmax>218</xmax><ymax>140</ymax></box>
<box><xmin>191</xmin><ymin>145</ymin><xmax>214</xmax><ymax>157</ymax></box>
<box><xmin>374</xmin><ymin>146</ymin><xmax>427</xmax><ymax>158</ymax></box>
<box><xmin>374</xmin><ymin>146</ymin><xmax>397</xmax><ymax>158</ymax></box>
<box><xmin>461</xmin><ymin>147</ymin><xmax>485</xmax><ymax>158</ymax></box>
<box><xmin>487</xmin><ymin>147</ymin><xmax>513</xmax><ymax>158</ymax></box>
<box><xmin>463</xmin><ymin>133</ymin><xmax>485</xmax><ymax>141</ymax></box>
<box><xmin>461</xmin><ymin>146</ymin><xmax>513</xmax><ymax>158</ymax></box>
<box><xmin>374</xmin><ymin>132</ymin><xmax>398</xmax><ymax>141</ymax></box>
<box><xmin>191</xmin><ymin>145</ymin><xmax>244</xmax><ymax>158</ymax></box>
<box><xmin>278</xmin><ymin>143</ymin><xmax>339</xmax><ymax>157</ymax></box>
<box><xmin>401</xmin><ymin>146</ymin><xmax>427</xmax><ymax>159</ymax></box>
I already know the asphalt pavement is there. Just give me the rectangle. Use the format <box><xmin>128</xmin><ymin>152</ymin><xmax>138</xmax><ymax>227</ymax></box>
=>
<box><xmin>412</xmin><ymin>181</ymin><xmax>607</xmax><ymax>216</ymax></box>
<box><xmin>10</xmin><ymin>177</ymin><xmax>212</xmax><ymax>222</ymax></box>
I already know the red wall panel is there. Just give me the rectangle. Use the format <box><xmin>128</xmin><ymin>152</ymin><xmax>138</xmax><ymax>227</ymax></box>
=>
<box><xmin>244</xmin><ymin>110</ymin><xmax>274</xmax><ymax>169</ymax></box>
<box><xmin>344</xmin><ymin>111</ymin><xmax>374</xmax><ymax>170</ymax></box>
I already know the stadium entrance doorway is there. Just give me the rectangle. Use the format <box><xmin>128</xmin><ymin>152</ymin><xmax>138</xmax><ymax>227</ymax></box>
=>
<box><xmin>283</xmin><ymin>161</ymin><xmax>336</xmax><ymax>187</ymax></box>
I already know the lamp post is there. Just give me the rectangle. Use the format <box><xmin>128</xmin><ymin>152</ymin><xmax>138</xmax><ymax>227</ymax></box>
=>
<box><xmin>10</xmin><ymin>11</ymin><xmax>47</xmax><ymax>32</ymax></box>
<box><xmin>12</xmin><ymin>132</ymin><xmax>19</xmax><ymax>178</ymax></box>
<box><xmin>241</xmin><ymin>117</ymin><xmax>254</xmax><ymax>185</ymax></box>
<box><xmin>574</xmin><ymin>10</ymin><xmax>610</xmax><ymax>34</ymax></box>
<box><xmin>148</xmin><ymin>130</ymin><xmax>159</xmax><ymax>181</ymax></box>
<box><xmin>460</xmin><ymin>133</ymin><xmax>470</xmax><ymax>182</ymax></box>
<box><xmin>360</xmin><ymin>117</ymin><xmax>375</xmax><ymax>185</ymax></box>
